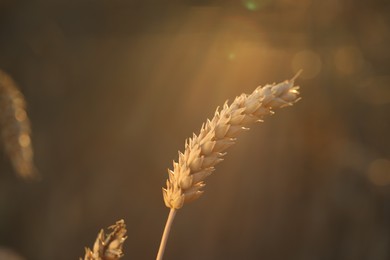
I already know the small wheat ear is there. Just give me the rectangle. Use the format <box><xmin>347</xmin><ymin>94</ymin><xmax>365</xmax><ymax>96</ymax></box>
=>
<box><xmin>82</xmin><ymin>219</ymin><xmax>127</xmax><ymax>260</ymax></box>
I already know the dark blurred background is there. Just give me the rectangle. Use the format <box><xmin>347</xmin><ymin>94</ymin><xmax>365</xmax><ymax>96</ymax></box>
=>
<box><xmin>1</xmin><ymin>0</ymin><xmax>390</xmax><ymax>259</ymax></box>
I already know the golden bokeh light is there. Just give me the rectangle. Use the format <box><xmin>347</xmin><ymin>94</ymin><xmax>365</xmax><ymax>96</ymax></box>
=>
<box><xmin>333</xmin><ymin>46</ymin><xmax>364</xmax><ymax>76</ymax></box>
<box><xmin>18</xmin><ymin>134</ymin><xmax>31</xmax><ymax>148</ymax></box>
<box><xmin>15</xmin><ymin>108</ymin><xmax>27</xmax><ymax>122</ymax></box>
<box><xmin>357</xmin><ymin>76</ymin><xmax>390</xmax><ymax>105</ymax></box>
<box><xmin>291</xmin><ymin>50</ymin><xmax>322</xmax><ymax>79</ymax></box>
<box><xmin>227</xmin><ymin>52</ymin><xmax>236</xmax><ymax>61</ymax></box>
<box><xmin>242</xmin><ymin>0</ymin><xmax>271</xmax><ymax>11</ymax></box>
<box><xmin>367</xmin><ymin>158</ymin><xmax>390</xmax><ymax>186</ymax></box>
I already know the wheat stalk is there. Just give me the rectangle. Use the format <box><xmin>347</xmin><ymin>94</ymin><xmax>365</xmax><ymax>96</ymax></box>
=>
<box><xmin>82</xmin><ymin>219</ymin><xmax>127</xmax><ymax>260</ymax></box>
<box><xmin>0</xmin><ymin>69</ymin><xmax>37</xmax><ymax>179</ymax></box>
<box><xmin>157</xmin><ymin>72</ymin><xmax>302</xmax><ymax>260</ymax></box>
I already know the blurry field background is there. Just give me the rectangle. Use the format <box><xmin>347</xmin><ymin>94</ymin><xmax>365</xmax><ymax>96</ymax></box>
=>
<box><xmin>1</xmin><ymin>0</ymin><xmax>390</xmax><ymax>259</ymax></box>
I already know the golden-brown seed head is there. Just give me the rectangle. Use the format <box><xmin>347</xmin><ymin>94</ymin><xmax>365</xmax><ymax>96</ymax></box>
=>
<box><xmin>162</xmin><ymin>73</ymin><xmax>301</xmax><ymax>209</ymax></box>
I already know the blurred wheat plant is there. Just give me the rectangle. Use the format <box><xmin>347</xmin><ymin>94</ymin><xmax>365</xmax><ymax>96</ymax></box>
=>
<box><xmin>157</xmin><ymin>72</ymin><xmax>302</xmax><ymax>260</ymax></box>
<box><xmin>82</xmin><ymin>219</ymin><xmax>127</xmax><ymax>260</ymax></box>
<box><xmin>0</xmin><ymin>69</ymin><xmax>37</xmax><ymax>179</ymax></box>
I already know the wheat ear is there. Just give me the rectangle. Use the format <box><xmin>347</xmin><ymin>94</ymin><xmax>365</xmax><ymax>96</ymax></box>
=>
<box><xmin>0</xmin><ymin>69</ymin><xmax>37</xmax><ymax>179</ymax></box>
<box><xmin>157</xmin><ymin>72</ymin><xmax>301</xmax><ymax>260</ymax></box>
<box><xmin>82</xmin><ymin>219</ymin><xmax>127</xmax><ymax>260</ymax></box>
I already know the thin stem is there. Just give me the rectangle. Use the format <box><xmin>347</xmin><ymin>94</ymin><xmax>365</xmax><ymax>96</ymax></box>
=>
<box><xmin>156</xmin><ymin>208</ymin><xmax>177</xmax><ymax>260</ymax></box>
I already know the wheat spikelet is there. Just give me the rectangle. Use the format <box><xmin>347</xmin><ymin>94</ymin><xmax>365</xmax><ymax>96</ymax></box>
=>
<box><xmin>0</xmin><ymin>69</ymin><xmax>37</xmax><ymax>179</ymax></box>
<box><xmin>82</xmin><ymin>219</ymin><xmax>127</xmax><ymax>260</ymax></box>
<box><xmin>162</xmin><ymin>72</ymin><xmax>301</xmax><ymax>209</ymax></box>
